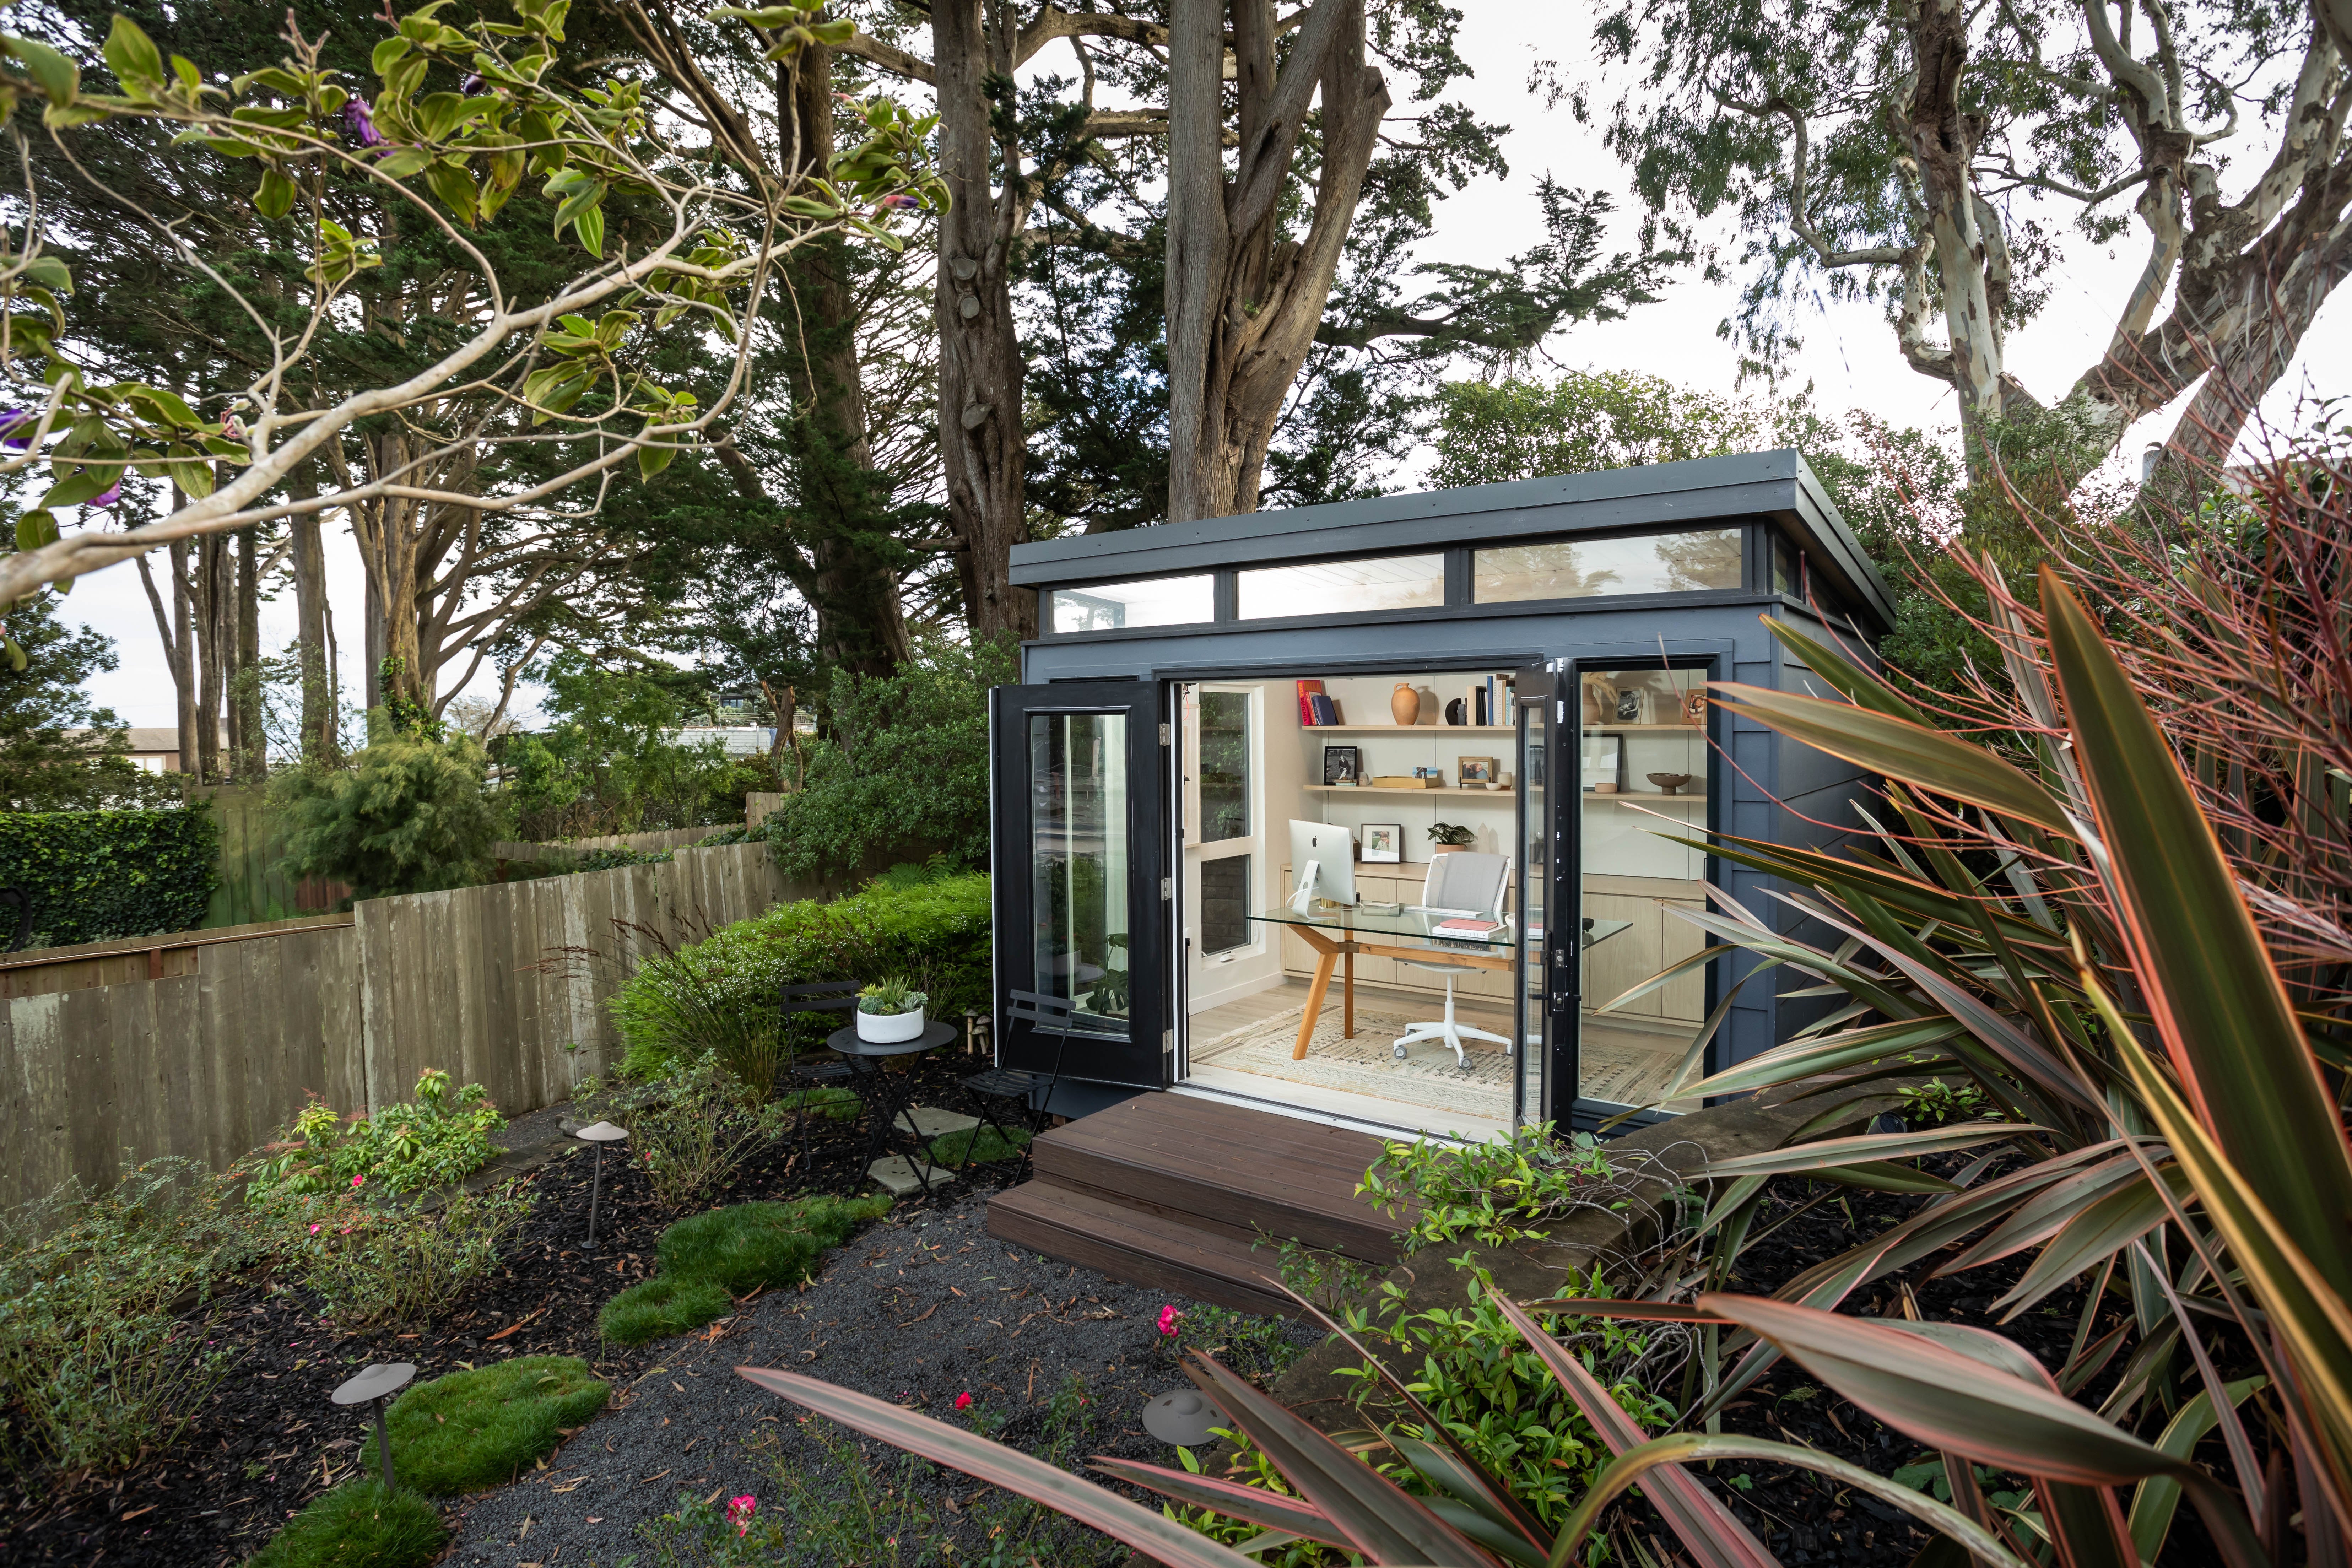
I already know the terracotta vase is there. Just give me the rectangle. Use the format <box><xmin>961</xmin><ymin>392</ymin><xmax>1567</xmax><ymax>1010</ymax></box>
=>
<box><xmin>1390</xmin><ymin>683</ymin><xmax>1421</xmax><ymax>726</ymax></box>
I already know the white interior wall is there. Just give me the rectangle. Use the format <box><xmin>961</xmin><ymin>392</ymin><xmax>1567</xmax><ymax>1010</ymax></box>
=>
<box><xmin>1183</xmin><ymin>681</ymin><xmax>1301</xmax><ymax>1015</ymax></box>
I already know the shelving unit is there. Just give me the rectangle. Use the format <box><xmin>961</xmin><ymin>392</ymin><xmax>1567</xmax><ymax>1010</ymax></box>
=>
<box><xmin>1299</xmin><ymin>724</ymin><xmax>1516</xmax><ymax>736</ymax></box>
<box><xmin>1307</xmin><ymin>784</ymin><xmax>1510</xmax><ymax>797</ymax></box>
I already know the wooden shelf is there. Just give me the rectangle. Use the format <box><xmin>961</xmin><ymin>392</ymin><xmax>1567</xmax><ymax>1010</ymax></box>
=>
<box><xmin>1586</xmin><ymin>724</ymin><xmax>1703</xmax><ymax>733</ymax></box>
<box><xmin>1308</xmin><ymin>784</ymin><xmax>1514</xmax><ymax>797</ymax></box>
<box><xmin>1299</xmin><ymin>724</ymin><xmax>1516</xmax><ymax>735</ymax></box>
<box><xmin>1587</xmin><ymin>792</ymin><xmax>1709</xmax><ymax>805</ymax></box>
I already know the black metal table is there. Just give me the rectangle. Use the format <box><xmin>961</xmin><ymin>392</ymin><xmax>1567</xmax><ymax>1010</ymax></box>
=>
<box><xmin>825</xmin><ymin>1022</ymin><xmax>959</xmax><ymax>1194</ymax></box>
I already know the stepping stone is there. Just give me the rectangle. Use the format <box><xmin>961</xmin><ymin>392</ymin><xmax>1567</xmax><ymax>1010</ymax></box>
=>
<box><xmin>868</xmin><ymin>1155</ymin><xmax>955</xmax><ymax>1197</ymax></box>
<box><xmin>901</xmin><ymin>1104</ymin><xmax>980</xmax><ymax>1139</ymax></box>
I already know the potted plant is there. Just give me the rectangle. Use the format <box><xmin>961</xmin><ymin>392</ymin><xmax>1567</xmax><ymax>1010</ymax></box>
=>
<box><xmin>855</xmin><ymin>976</ymin><xmax>929</xmax><ymax>1043</ymax></box>
<box><xmin>1426</xmin><ymin>822</ymin><xmax>1476</xmax><ymax>855</ymax></box>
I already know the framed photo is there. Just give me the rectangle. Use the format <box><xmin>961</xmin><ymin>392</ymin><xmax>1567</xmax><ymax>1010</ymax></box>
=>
<box><xmin>1456</xmin><ymin>755</ymin><xmax>1497</xmax><ymax>786</ymax></box>
<box><xmin>1321</xmin><ymin>745</ymin><xmax>1363</xmax><ymax>786</ymax></box>
<box><xmin>1360</xmin><ymin>823</ymin><xmax>1404</xmax><ymax>863</ymax></box>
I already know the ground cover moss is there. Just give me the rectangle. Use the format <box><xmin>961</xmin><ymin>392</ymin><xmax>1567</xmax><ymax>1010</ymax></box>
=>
<box><xmin>358</xmin><ymin>1356</ymin><xmax>608</xmax><ymax>1494</ymax></box>
<box><xmin>928</xmin><ymin>1124</ymin><xmax>1031</xmax><ymax>1166</ymax></box>
<box><xmin>244</xmin><ymin>1479</ymin><xmax>445</xmax><ymax>1568</ymax></box>
<box><xmin>599</xmin><ymin>1275</ymin><xmax>737</xmax><ymax>1346</ymax></box>
<box><xmin>599</xmin><ymin>1193</ymin><xmax>892</xmax><ymax>1346</ymax></box>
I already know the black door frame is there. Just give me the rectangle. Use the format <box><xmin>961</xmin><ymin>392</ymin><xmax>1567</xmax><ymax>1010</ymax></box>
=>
<box><xmin>1557</xmin><ymin>653</ymin><xmax>1721</xmax><ymax>1134</ymax></box>
<box><xmin>988</xmin><ymin>682</ymin><xmax>1171</xmax><ymax>1091</ymax></box>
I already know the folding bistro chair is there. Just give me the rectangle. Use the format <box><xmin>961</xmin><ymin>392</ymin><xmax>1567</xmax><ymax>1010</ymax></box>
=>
<box><xmin>956</xmin><ymin>989</ymin><xmax>1095</xmax><ymax>1178</ymax></box>
<box><xmin>781</xmin><ymin>979</ymin><xmax>860</xmax><ymax>1160</ymax></box>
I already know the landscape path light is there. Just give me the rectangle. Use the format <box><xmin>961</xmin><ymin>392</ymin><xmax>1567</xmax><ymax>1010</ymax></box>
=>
<box><xmin>332</xmin><ymin>1362</ymin><xmax>416</xmax><ymax>1491</ymax></box>
<box><xmin>575</xmin><ymin>1120</ymin><xmax>629</xmax><ymax>1247</ymax></box>
<box><xmin>1141</xmin><ymin>1386</ymin><xmax>1221</xmax><ymax>1447</ymax></box>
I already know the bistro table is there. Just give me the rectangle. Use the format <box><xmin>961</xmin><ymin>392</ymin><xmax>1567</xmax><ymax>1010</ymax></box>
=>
<box><xmin>825</xmin><ymin>1022</ymin><xmax>960</xmax><ymax>1193</ymax></box>
<box><xmin>1245</xmin><ymin>903</ymin><xmax>1632</xmax><ymax>1061</ymax></box>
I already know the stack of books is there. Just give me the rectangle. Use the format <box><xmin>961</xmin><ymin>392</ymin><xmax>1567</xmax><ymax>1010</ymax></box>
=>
<box><xmin>1296</xmin><ymin>680</ymin><xmax>1341</xmax><ymax>725</ymax></box>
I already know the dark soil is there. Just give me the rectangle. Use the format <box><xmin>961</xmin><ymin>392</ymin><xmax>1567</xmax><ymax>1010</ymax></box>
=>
<box><xmin>0</xmin><ymin>1049</ymin><xmax>1033</xmax><ymax>1568</ymax></box>
<box><xmin>1633</xmin><ymin>1153</ymin><xmax>2246</xmax><ymax>1568</ymax></box>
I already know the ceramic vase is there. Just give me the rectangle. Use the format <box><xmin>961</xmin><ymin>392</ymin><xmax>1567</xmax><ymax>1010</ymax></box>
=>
<box><xmin>1390</xmin><ymin>683</ymin><xmax>1420</xmax><ymax>726</ymax></box>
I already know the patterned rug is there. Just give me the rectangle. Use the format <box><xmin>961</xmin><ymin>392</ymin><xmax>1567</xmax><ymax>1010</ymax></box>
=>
<box><xmin>1191</xmin><ymin>1002</ymin><xmax>1682</xmax><ymax>1113</ymax></box>
<box><xmin>1191</xmin><ymin>1002</ymin><xmax>1515</xmax><ymax>1115</ymax></box>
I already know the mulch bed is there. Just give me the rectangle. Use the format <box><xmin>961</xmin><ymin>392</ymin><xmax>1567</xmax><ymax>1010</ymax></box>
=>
<box><xmin>1636</xmin><ymin>1152</ymin><xmax>2240</xmax><ymax>1568</ymax></box>
<box><xmin>0</xmin><ymin>1049</ymin><xmax>1015</xmax><ymax>1568</ymax></box>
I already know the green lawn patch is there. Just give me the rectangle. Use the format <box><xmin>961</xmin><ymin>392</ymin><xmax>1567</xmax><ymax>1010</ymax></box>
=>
<box><xmin>928</xmin><ymin>1124</ymin><xmax>1031</xmax><ymax>1167</ymax></box>
<box><xmin>600</xmin><ymin>1193</ymin><xmax>893</xmax><ymax>1347</ymax></box>
<box><xmin>599</xmin><ymin>1276</ymin><xmax>737</xmax><ymax>1347</ymax></box>
<box><xmin>358</xmin><ymin>1356</ymin><xmax>608</xmax><ymax>1495</ymax></box>
<box><xmin>245</xmin><ymin>1479</ymin><xmax>445</xmax><ymax>1568</ymax></box>
<box><xmin>655</xmin><ymin>1194</ymin><xmax>892</xmax><ymax>1296</ymax></box>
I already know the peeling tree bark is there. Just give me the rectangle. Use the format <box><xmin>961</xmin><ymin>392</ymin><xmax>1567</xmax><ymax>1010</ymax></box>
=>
<box><xmin>1166</xmin><ymin>0</ymin><xmax>1389</xmax><ymax>523</ymax></box>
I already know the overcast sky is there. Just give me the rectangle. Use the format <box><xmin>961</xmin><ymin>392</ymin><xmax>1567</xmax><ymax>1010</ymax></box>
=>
<box><xmin>55</xmin><ymin>5</ymin><xmax>2348</xmax><ymax>733</ymax></box>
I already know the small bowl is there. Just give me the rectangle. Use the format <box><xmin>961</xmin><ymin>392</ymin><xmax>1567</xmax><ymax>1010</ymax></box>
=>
<box><xmin>1646</xmin><ymin>772</ymin><xmax>1693</xmax><ymax>796</ymax></box>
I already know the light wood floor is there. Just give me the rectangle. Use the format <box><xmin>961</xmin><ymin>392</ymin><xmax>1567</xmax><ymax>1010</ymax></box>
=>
<box><xmin>1186</xmin><ymin>977</ymin><xmax>1697</xmax><ymax>1117</ymax></box>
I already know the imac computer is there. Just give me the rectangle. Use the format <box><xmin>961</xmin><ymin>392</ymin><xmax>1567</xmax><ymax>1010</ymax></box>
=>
<box><xmin>1287</xmin><ymin>820</ymin><xmax>1357</xmax><ymax>911</ymax></box>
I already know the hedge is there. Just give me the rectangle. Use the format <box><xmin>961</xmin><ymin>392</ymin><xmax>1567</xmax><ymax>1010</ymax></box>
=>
<box><xmin>0</xmin><ymin>806</ymin><xmax>219</xmax><ymax>947</ymax></box>
<box><xmin>608</xmin><ymin>868</ymin><xmax>990</xmax><ymax>1080</ymax></box>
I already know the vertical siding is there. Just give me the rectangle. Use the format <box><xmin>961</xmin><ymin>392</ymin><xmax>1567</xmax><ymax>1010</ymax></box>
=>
<box><xmin>1</xmin><ymin>844</ymin><xmax>808</xmax><ymax>1213</ymax></box>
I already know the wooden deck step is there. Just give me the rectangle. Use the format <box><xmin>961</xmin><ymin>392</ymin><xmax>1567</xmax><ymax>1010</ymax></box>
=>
<box><xmin>985</xmin><ymin>1091</ymin><xmax>1407</xmax><ymax>1316</ymax></box>
<box><xmin>1029</xmin><ymin>1091</ymin><xmax>1401</xmax><ymax>1263</ymax></box>
<box><xmin>988</xmin><ymin>1179</ymin><xmax>1293</xmax><ymax>1317</ymax></box>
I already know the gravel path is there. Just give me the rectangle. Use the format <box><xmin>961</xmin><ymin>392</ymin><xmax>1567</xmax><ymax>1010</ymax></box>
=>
<box><xmin>444</xmin><ymin>1193</ymin><xmax>1316</xmax><ymax>1566</ymax></box>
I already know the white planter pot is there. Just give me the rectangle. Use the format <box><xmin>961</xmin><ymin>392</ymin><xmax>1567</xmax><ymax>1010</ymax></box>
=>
<box><xmin>857</xmin><ymin>1007</ymin><xmax>925</xmax><ymax>1043</ymax></box>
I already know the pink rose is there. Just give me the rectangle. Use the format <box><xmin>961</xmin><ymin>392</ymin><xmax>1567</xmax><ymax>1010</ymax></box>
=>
<box><xmin>725</xmin><ymin>1494</ymin><xmax>756</xmax><ymax>1536</ymax></box>
<box><xmin>1157</xmin><ymin>1305</ymin><xmax>1182</xmax><ymax>1336</ymax></box>
<box><xmin>954</xmin><ymin>1391</ymin><xmax>973</xmax><ymax>1410</ymax></box>
<box><xmin>350</xmin><ymin>1173</ymin><xmax>365</xmax><ymax>1188</ymax></box>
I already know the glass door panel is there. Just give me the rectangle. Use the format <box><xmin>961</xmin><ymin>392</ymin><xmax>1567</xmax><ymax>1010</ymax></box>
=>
<box><xmin>1029</xmin><ymin>713</ymin><xmax>1131</xmax><ymax>1018</ymax></box>
<box><xmin>1513</xmin><ymin>666</ymin><xmax>1557</xmax><ymax>1127</ymax></box>
<box><xmin>991</xmin><ymin>684</ymin><xmax>1168</xmax><ymax>1089</ymax></box>
<box><xmin>1573</xmin><ymin>664</ymin><xmax>1714</xmax><ymax>1114</ymax></box>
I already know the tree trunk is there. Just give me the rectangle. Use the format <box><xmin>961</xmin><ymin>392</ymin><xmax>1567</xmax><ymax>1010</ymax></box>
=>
<box><xmin>353</xmin><ymin>433</ymin><xmax>429</xmax><ymax>720</ymax></box>
<box><xmin>1900</xmin><ymin>0</ymin><xmax>2005</xmax><ymax>448</ymax></box>
<box><xmin>780</xmin><ymin>45</ymin><xmax>913</xmax><ymax>677</ymax></box>
<box><xmin>194</xmin><ymin>532</ymin><xmax>227</xmax><ymax>782</ymax></box>
<box><xmin>232</xmin><ymin>526</ymin><xmax>262</xmax><ymax>778</ymax></box>
<box><xmin>289</xmin><ymin>468</ymin><xmax>335</xmax><ymax>762</ymax></box>
<box><xmin>1166</xmin><ymin>0</ymin><xmax>1389</xmax><ymax>523</ymax></box>
<box><xmin>135</xmin><ymin>522</ymin><xmax>199</xmax><ymax>779</ymax></box>
<box><xmin>933</xmin><ymin>0</ymin><xmax>1034</xmax><ymax>642</ymax></box>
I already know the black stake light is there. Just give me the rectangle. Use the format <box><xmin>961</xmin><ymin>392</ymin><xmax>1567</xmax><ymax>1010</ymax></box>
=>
<box><xmin>332</xmin><ymin>1362</ymin><xmax>416</xmax><ymax>1490</ymax></box>
<box><xmin>575</xmin><ymin>1120</ymin><xmax>628</xmax><ymax>1247</ymax></box>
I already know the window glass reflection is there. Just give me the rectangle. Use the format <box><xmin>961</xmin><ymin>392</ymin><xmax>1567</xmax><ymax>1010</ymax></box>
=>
<box><xmin>1029</xmin><ymin>713</ymin><xmax>1130</xmax><ymax>1020</ymax></box>
<box><xmin>1236</xmin><ymin>555</ymin><xmax>1444</xmax><ymax>619</ymax></box>
<box><xmin>1474</xmin><ymin>530</ymin><xmax>1743</xmax><ymax>603</ymax></box>
<box><xmin>1049</xmin><ymin>575</ymin><xmax>1214</xmax><ymax>633</ymax></box>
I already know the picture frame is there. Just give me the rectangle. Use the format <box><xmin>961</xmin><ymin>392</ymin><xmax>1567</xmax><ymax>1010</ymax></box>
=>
<box><xmin>1456</xmin><ymin>755</ymin><xmax>1497</xmax><ymax>786</ymax></box>
<box><xmin>1360</xmin><ymin>823</ymin><xmax>1404</xmax><ymax>863</ymax></box>
<box><xmin>1581</xmin><ymin>735</ymin><xmax>1622</xmax><ymax>791</ymax></box>
<box><xmin>1321</xmin><ymin>745</ymin><xmax>1363</xmax><ymax>786</ymax></box>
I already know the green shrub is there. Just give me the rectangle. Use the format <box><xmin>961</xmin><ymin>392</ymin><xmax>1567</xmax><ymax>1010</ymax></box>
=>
<box><xmin>294</xmin><ymin>1185</ymin><xmax>537</xmax><ymax>1331</ymax></box>
<box><xmin>359</xmin><ymin>1356</ymin><xmax>608</xmax><ymax>1494</ymax></box>
<box><xmin>599</xmin><ymin>1276</ymin><xmax>736</xmax><ymax>1346</ymax></box>
<box><xmin>0</xmin><ymin>804</ymin><xmax>217</xmax><ymax>946</ymax></box>
<box><xmin>655</xmin><ymin>1195</ymin><xmax>891</xmax><ymax>1296</ymax></box>
<box><xmin>245</xmin><ymin>1479</ymin><xmax>446</xmax><ymax>1568</ymax></box>
<box><xmin>608</xmin><ymin>870</ymin><xmax>991</xmax><ymax>1082</ymax></box>
<box><xmin>761</xmin><ymin>636</ymin><xmax>1013</xmax><ymax>882</ymax></box>
<box><xmin>0</xmin><ymin>1158</ymin><xmax>259</xmax><ymax>1472</ymax></box>
<box><xmin>270</xmin><ymin>730</ymin><xmax>506</xmax><ymax>899</ymax></box>
<box><xmin>241</xmin><ymin>1070</ymin><xmax>504</xmax><ymax>1205</ymax></box>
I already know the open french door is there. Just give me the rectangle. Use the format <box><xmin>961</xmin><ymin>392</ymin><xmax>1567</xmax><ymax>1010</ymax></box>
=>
<box><xmin>988</xmin><ymin>682</ymin><xmax>1170</xmax><ymax>1091</ymax></box>
<box><xmin>1512</xmin><ymin>664</ymin><xmax>1567</xmax><ymax>1128</ymax></box>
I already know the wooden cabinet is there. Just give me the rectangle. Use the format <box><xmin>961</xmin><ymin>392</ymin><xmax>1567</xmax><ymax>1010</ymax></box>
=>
<box><xmin>1581</xmin><ymin>874</ymin><xmax>1707</xmax><ymax>1023</ymax></box>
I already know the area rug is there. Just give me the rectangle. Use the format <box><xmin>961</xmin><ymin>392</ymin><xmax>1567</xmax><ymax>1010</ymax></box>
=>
<box><xmin>1192</xmin><ymin>1002</ymin><xmax>1681</xmax><ymax>1114</ymax></box>
<box><xmin>1192</xmin><ymin>1002</ymin><xmax>1515</xmax><ymax>1116</ymax></box>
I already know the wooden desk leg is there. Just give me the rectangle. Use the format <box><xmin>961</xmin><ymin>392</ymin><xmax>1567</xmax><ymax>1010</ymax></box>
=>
<box><xmin>1293</xmin><ymin>945</ymin><xmax>1338</xmax><ymax>1060</ymax></box>
<box><xmin>1343</xmin><ymin>947</ymin><xmax>1355</xmax><ymax>1038</ymax></box>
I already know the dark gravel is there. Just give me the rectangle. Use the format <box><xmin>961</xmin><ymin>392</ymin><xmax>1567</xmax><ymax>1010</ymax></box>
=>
<box><xmin>442</xmin><ymin>1193</ymin><xmax>1317</xmax><ymax>1566</ymax></box>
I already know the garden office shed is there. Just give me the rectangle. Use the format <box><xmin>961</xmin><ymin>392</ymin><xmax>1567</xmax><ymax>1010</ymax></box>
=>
<box><xmin>985</xmin><ymin>449</ymin><xmax>1894</xmax><ymax>1151</ymax></box>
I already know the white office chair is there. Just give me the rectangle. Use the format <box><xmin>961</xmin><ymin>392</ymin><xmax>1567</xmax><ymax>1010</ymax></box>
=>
<box><xmin>1394</xmin><ymin>851</ymin><xmax>1514</xmax><ymax>1070</ymax></box>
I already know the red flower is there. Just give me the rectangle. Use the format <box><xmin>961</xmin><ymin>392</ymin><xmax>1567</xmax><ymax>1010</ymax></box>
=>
<box><xmin>954</xmin><ymin>1391</ymin><xmax>973</xmax><ymax>1410</ymax></box>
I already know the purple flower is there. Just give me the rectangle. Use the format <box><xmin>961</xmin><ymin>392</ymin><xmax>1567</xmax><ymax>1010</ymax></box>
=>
<box><xmin>877</xmin><ymin>193</ymin><xmax>921</xmax><ymax>211</ymax></box>
<box><xmin>0</xmin><ymin>410</ymin><xmax>32</xmax><ymax>450</ymax></box>
<box><xmin>344</xmin><ymin>98</ymin><xmax>386</xmax><ymax>150</ymax></box>
<box><xmin>87</xmin><ymin>479</ymin><xmax>121</xmax><ymax>509</ymax></box>
<box><xmin>460</xmin><ymin>74</ymin><xmax>487</xmax><ymax>95</ymax></box>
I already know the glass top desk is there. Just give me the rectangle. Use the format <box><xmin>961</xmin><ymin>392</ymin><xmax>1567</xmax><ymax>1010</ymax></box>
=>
<box><xmin>1244</xmin><ymin>903</ymin><xmax>1631</xmax><ymax>1062</ymax></box>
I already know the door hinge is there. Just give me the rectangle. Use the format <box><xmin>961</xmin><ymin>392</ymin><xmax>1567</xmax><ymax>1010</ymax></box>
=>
<box><xmin>1162</xmin><ymin>1029</ymin><xmax>1175</xmax><ymax>1056</ymax></box>
<box><xmin>1160</xmin><ymin>721</ymin><xmax>1172</xmax><ymax>746</ymax></box>
<box><xmin>1161</xmin><ymin>876</ymin><xmax>1173</xmax><ymax>900</ymax></box>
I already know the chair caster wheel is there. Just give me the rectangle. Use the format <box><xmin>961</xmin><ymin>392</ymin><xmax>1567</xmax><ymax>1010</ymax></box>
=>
<box><xmin>1392</xmin><ymin>1043</ymin><xmax>1408</xmax><ymax>1060</ymax></box>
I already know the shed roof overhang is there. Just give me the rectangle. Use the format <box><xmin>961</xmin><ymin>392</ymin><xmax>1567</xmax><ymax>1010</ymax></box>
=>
<box><xmin>1008</xmin><ymin>448</ymin><xmax>1897</xmax><ymax>636</ymax></box>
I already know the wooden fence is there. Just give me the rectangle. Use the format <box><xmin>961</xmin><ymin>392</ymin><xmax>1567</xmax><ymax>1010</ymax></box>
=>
<box><xmin>201</xmin><ymin>788</ymin><xmax>351</xmax><ymax>926</ymax></box>
<box><xmin>0</xmin><ymin>843</ymin><xmax>811</xmax><ymax>1214</ymax></box>
<box><xmin>489</xmin><ymin>823</ymin><xmax>741</xmax><ymax>861</ymax></box>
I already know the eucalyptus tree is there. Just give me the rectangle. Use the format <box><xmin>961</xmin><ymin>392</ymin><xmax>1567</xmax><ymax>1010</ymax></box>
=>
<box><xmin>0</xmin><ymin>0</ymin><xmax>942</xmax><ymax>705</ymax></box>
<box><xmin>1579</xmin><ymin>0</ymin><xmax>2352</xmax><ymax>470</ymax></box>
